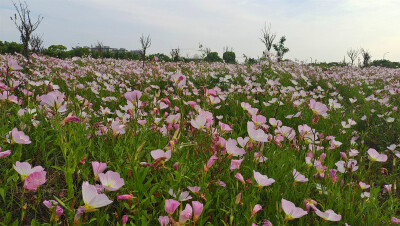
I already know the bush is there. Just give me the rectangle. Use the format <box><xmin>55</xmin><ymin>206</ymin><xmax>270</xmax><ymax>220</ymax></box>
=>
<box><xmin>0</xmin><ymin>41</ymin><xmax>23</xmax><ymax>54</ymax></box>
<box><xmin>223</xmin><ymin>51</ymin><xmax>236</xmax><ymax>64</ymax></box>
<box><xmin>204</xmin><ymin>52</ymin><xmax>223</xmax><ymax>63</ymax></box>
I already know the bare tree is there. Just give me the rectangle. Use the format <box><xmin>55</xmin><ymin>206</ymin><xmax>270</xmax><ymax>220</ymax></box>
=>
<box><xmin>347</xmin><ymin>48</ymin><xmax>359</xmax><ymax>66</ymax></box>
<box><xmin>10</xmin><ymin>1</ymin><xmax>43</xmax><ymax>64</ymax></box>
<box><xmin>30</xmin><ymin>33</ymin><xmax>43</xmax><ymax>53</ymax></box>
<box><xmin>223</xmin><ymin>46</ymin><xmax>233</xmax><ymax>53</ymax></box>
<box><xmin>260</xmin><ymin>22</ymin><xmax>276</xmax><ymax>58</ymax></box>
<box><xmin>360</xmin><ymin>48</ymin><xmax>371</xmax><ymax>68</ymax></box>
<box><xmin>140</xmin><ymin>34</ymin><xmax>151</xmax><ymax>67</ymax></box>
<box><xmin>94</xmin><ymin>40</ymin><xmax>104</xmax><ymax>58</ymax></box>
<box><xmin>198</xmin><ymin>43</ymin><xmax>211</xmax><ymax>59</ymax></box>
<box><xmin>170</xmin><ymin>47</ymin><xmax>180</xmax><ymax>62</ymax></box>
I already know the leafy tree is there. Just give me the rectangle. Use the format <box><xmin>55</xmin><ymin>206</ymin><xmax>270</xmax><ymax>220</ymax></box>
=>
<box><xmin>223</xmin><ymin>51</ymin><xmax>236</xmax><ymax>64</ymax></box>
<box><xmin>149</xmin><ymin>53</ymin><xmax>171</xmax><ymax>62</ymax></box>
<box><xmin>45</xmin><ymin>45</ymin><xmax>68</xmax><ymax>58</ymax></box>
<box><xmin>0</xmin><ymin>41</ymin><xmax>23</xmax><ymax>54</ymax></box>
<box><xmin>272</xmin><ymin>36</ymin><xmax>289</xmax><ymax>61</ymax></box>
<box><xmin>361</xmin><ymin>48</ymin><xmax>371</xmax><ymax>68</ymax></box>
<box><xmin>204</xmin><ymin>52</ymin><xmax>223</xmax><ymax>63</ymax></box>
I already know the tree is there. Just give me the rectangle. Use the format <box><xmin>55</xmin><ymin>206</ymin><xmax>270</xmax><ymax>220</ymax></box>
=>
<box><xmin>272</xmin><ymin>36</ymin><xmax>289</xmax><ymax>62</ymax></box>
<box><xmin>360</xmin><ymin>48</ymin><xmax>371</xmax><ymax>68</ymax></box>
<box><xmin>223</xmin><ymin>51</ymin><xmax>236</xmax><ymax>64</ymax></box>
<box><xmin>140</xmin><ymin>34</ymin><xmax>151</xmax><ymax>68</ymax></box>
<box><xmin>347</xmin><ymin>48</ymin><xmax>359</xmax><ymax>66</ymax></box>
<box><xmin>170</xmin><ymin>47</ymin><xmax>181</xmax><ymax>62</ymax></box>
<box><xmin>10</xmin><ymin>1</ymin><xmax>43</xmax><ymax>64</ymax></box>
<box><xmin>204</xmin><ymin>52</ymin><xmax>223</xmax><ymax>63</ymax></box>
<box><xmin>198</xmin><ymin>43</ymin><xmax>211</xmax><ymax>59</ymax></box>
<box><xmin>30</xmin><ymin>34</ymin><xmax>44</xmax><ymax>53</ymax></box>
<box><xmin>260</xmin><ymin>22</ymin><xmax>276</xmax><ymax>58</ymax></box>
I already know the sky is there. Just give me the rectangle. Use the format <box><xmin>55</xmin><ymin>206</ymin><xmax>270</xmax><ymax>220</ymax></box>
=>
<box><xmin>1</xmin><ymin>0</ymin><xmax>399</xmax><ymax>63</ymax></box>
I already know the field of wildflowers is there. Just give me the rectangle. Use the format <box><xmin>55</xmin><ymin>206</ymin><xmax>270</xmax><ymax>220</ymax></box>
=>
<box><xmin>0</xmin><ymin>53</ymin><xmax>400</xmax><ymax>225</ymax></box>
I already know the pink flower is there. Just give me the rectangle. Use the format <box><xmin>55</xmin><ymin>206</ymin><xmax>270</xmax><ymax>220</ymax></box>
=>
<box><xmin>230</xmin><ymin>159</ymin><xmax>244</xmax><ymax>171</ymax></box>
<box><xmin>359</xmin><ymin>182</ymin><xmax>370</xmax><ymax>189</ymax></box>
<box><xmin>253</xmin><ymin>170</ymin><xmax>275</xmax><ymax>188</ymax></box>
<box><xmin>158</xmin><ymin>216</ymin><xmax>169</xmax><ymax>226</ymax></box>
<box><xmin>251</xmin><ymin>204</ymin><xmax>262</xmax><ymax>217</ymax></box>
<box><xmin>179</xmin><ymin>204</ymin><xmax>193</xmax><ymax>223</ymax></box>
<box><xmin>293</xmin><ymin>169</ymin><xmax>308</xmax><ymax>183</ymax></box>
<box><xmin>43</xmin><ymin>200</ymin><xmax>58</xmax><ymax>209</ymax></box>
<box><xmin>252</xmin><ymin>114</ymin><xmax>267</xmax><ymax>126</ymax></box>
<box><xmin>191</xmin><ymin>115</ymin><xmax>207</xmax><ymax>130</ymax></box>
<box><xmin>192</xmin><ymin>201</ymin><xmax>204</xmax><ymax>221</ymax></box>
<box><xmin>262</xmin><ymin>219</ymin><xmax>273</xmax><ymax>226</ymax></box>
<box><xmin>235</xmin><ymin>173</ymin><xmax>245</xmax><ymax>184</ymax></box>
<box><xmin>124</xmin><ymin>90</ymin><xmax>142</xmax><ymax>104</ymax></box>
<box><xmin>24</xmin><ymin>171</ymin><xmax>47</xmax><ymax>191</ymax></box>
<box><xmin>248</xmin><ymin>121</ymin><xmax>269</xmax><ymax>142</ymax></box>
<box><xmin>205</xmin><ymin>155</ymin><xmax>218</xmax><ymax>171</ymax></box>
<box><xmin>281</xmin><ymin>199</ymin><xmax>308</xmax><ymax>220</ymax></box>
<box><xmin>391</xmin><ymin>217</ymin><xmax>400</xmax><ymax>224</ymax></box>
<box><xmin>117</xmin><ymin>194</ymin><xmax>134</xmax><ymax>200</ymax></box>
<box><xmin>219</xmin><ymin>121</ymin><xmax>232</xmax><ymax>133</ymax></box>
<box><xmin>303</xmin><ymin>199</ymin><xmax>318</xmax><ymax>212</ymax></box>
<box><xmin>165</xmin><ymin>199</ymin><xmax>180</xmax><ymax>215</ymax></box>
<box><xmin>188</xmin><ymin>186</ymin><xmax>201</xmax><ymax>193</ymax></box>
<box><xmin>309</xmin><ymin>99</ymin><xmax>328</xmax><ymax>115</ymax></box>
<box><xmin>0</xmin><ymin>149</ymin><xmax>11</xmax><ymax>158</ymax></box>
<box><xmin>62</xmin><ymin>114</ymin><xmax>80</xmax><ymax>124</ymax></box>
<box><xmin>151</xmin><ymin>149</ymin><xmax>171</xmax><ymax>161</ymax></box>
<box><xmin>82</xmin><ymin>181</ymin><xmax>112</xmax><ymax>211</ymax></box>
<box><xmin>368</xmin><ymin>148</ymin><xmax>387</xmax><ymax>162</ymax></box>
<box><xmin>122</xmin><ymin>215</ymin><xmax>128</xmax><ymax>225</ymax></box>
<box><xmin>11</xmin><ymin>128</ymin><xmax>31</xmax><ymax>144</ymax></box>
<box><xmin>226</xmin><ymin>138</ymin><xmax>246</xmax><ymax>157</ymax></box>
<box><xmin>92</xmin><ymin>161</ymin><xmax>107</xmax><ymax>178</ymax></box>
<box><xmin>315</xmin><ymin>209</ymin><xmax>342</xmax><ymax>221</ymax></box>
<box><xmin>7</xmin><ymin>57</ymin><xmax>23</xmax><ymax>70</ymax></box>
<box><xmin>98</xmin><ymin>171</ymin><xmax>125</xmax><ymax>191</ymax></box>
<box><xmin>237</xmin><ymin>137</ymin><xmax>249</xmax><ymax>148</ymax></box>
<box><xmin>39</xmin><ymin>91</ymin><xmax>66</xmax><ymax>113</ymax></box>
<box><xmin>111</xmin><ymin>120</ymin><xmax>126</xmax><ymax>135</ymax></box>
<box><xmin>13</xmin><ymin>161</ymin><xmax>44</xmax><ymax>180</ymax></box>
<box><xmin>169</xmin><ymin>189</ymin><xmax>192</xmax><ymax>201</ymax></box>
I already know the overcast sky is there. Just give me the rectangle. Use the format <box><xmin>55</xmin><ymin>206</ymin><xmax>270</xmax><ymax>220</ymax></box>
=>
<box><xmin>1</xmin><ymin>0</ymin><xmax>399</xmax><ymax>62</ymax></box>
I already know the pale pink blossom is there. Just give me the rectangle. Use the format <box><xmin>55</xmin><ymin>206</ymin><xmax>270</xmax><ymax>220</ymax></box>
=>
<box><xmin>248</xmin><ymin>121</ymin><xmax>269</xmax><ymax>142</ymax></box>
<box><xmin>179</xmin><ymin>204</ymin><xmax>193</xmax><ymax>223</ymax></box>
<box><xmin>192</xmin><ymin>201</ymin><xmax>204</xmax><ymax>221</ymax></box>
<box><xmin>165</xmin><ymin>199</ymin><xmax>180</xmax><ymax>215</ymax></box>
<box><xmin>151</xmin><ymin>149</ymin><xmax>171</xmax><ymax>161</ymax></box>
<box><xmin>391</xmin><ymin>217</ymin><xmax>400</xmax><ymax>224</ymax></box>
<box><xmin>188</xmin><ymin>186</ymin><xmax>201</xmax><ymax>193</ymax></box>
<box><xmin>98</xmin><ymin>171</ymin><xmax>125</xmax><ymax>191</ymax></box>
<box><xmin>368</xmin><ymin>148</ymin><xmax>387</xmax><ymax>162</ymax></box>
<box><xmin>281</xmin><ymin>198</ymin><xmax>308</xmax><ymax>220</ymax></box>
<box><xmin>315</xmin><ymin>209</ymin><xmax>342</xmax><ymax>221</ymax></box>
<box><xmin>11</xmin><ymin>128</ymin><xmax>31</xmax><ymax>144</ymax></box>
<box><xmin>158</xmin><ymin>216</ymin><xmax>169</xmax><ymax>226</ymax></box>
<box><xmin>309</xmin><ymin>99</ymin><xmax>328</xmax><ymax>115</ymax></box>
<box><xmin>0</xmin><ymin>149</ymin><xmax>11</xmax><ymax>158</ymax></box>
<box><xmin>251</xmin><ymin>204</ymin><xmax>263</xmax><ymax>217</ymax></box>
<box><xmin>124</xmin><ymin>90</ymin><xmax>142</xmax><ymax>103</ymax></box>
<box><xmin>24</xmin><ymin>171</ymin><xmax>47</xmax><ymax>191</ymax></box>
<box><xmin>253</xmin><ymin>170</ymin><xmax>275</xmax><ymax>188</ymax></box>
<box><xmin>82</xmin><ymin>181</ymin><xmax>112</xmax><ymax>211</ymax></box>
<box><xmin>293</xmin><ymin>169</ymin><xmax>308</xmax><ymax>183</ymax></box>
<box><xmin>226</xmin><ymin>138</ymin><xmax>246</xmax><ymax>156</ymax></box>
<box><xmin>230</xmin><ymin>159</ymin><xmax>244</xmax><ymax>171</ymax></box>
<box><xmin>92</xmin><ymin>161</ymin><xmax>107</xmax><ymax>178</ymax></box>
<box><xmin>13</xmin><ymin>161</ymin><xmax>44</xmax><ymax>180</ymax></box>
<box><xmin>235</xmin><ymin>173</ymin><xmax>245</xmax><ymax>184</ymax></box>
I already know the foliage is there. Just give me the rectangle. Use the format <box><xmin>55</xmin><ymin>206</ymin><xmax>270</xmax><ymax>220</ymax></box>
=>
<box><xmin>272</xmin><ymin>36</ymin><xmax>289</xmax><ymax>61</ymax></box>
<box><xmin>0</xmin><ymin>54</ymin><xmax>399</xmax><ymax>225</ymax></box>
<box><xmin>371</xmin><ymin>59</ymin><xmax>400</xmax><ymax>68</ymax></box>
<box><xmin>204</xmin><ymin>52</ymin><xmax>223</xmax><ymax>63</ymax></box>
<box><xmin>223</xmin><ymin>51</ymin><xmax>236</xmax><ymax>64</ymax></box>
<box><xmin>0</xmin><ymin>41</ymin><xmax>23</xmax><ymax>54</ymax></box>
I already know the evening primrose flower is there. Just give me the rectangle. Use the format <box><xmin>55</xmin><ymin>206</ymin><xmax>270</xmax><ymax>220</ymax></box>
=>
<box><xmin>253</xmin><ymin>170</ymin><xmax>275</xmax><ymax>188</ymax></box>
<box><xmin>151</xmin><ymin>149</ymin><xmax>171</xmax><ymax>161</ymax></box>
<box><xmin>81</xmin><ymin>181</ymin><xmax>112</xmax><ymax>212</ymax></box>
<box><xmin>98</xmin><ymin>171</ymin><xmax>125</xmax><ymax>191</ymax></box>
<box><xmin>11</xmin><ymin>128</ymin><xmax>31</xmax><ymax>144</ymax></box>
<box><xmin>293</xmin><ymin>169</ymin><xmax>308</xmax><ymax>183</ymax></box>
<box><xmin>309</xmin><ymin>99</ymin><xmax>328</xmax><ymax>115</ymax></box>
<box><xmin>92</xmin><ymin>161</ymin><xmax>107</xmax><ymax>179</ymax></box>
<box><xmin>13</xmin><ymin>161</ymin><xmax>45</xmax><ymax>181</ymax></box>
<box><xmin>281</xmin><ymin>199</ymin><xmax>308</xmax><ymax>220</ymax></box>
<box><xmin>367</xmin><ymin>148</ymin><xmax>387</xmax><ymax>162</ymax></box>
<box><xmin>179</xmin><ymin>204</ymin><xmax>193</xmax><ymax>224</ymax></box>
<box><xmin>165</xmin><ymin>199</ymin><xmax>180</xmax><ymax>215</ymax></box>
<box><xmin>24</xmin><ymin>171</ymin><xmax>47</xmax><ymax>191</ymax></box>
<box><xmin>315</xmin><ymin>209</ymin><xmax>342</xmax><ymax>221</ymax></box>
<box><xmin>0</xmin><ymin>149</ymin><xmax>11</xmax><ymax>158</ymax></box>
